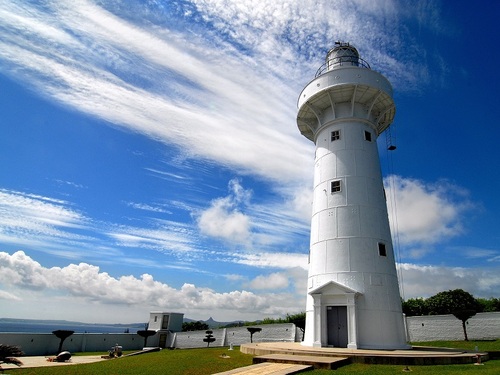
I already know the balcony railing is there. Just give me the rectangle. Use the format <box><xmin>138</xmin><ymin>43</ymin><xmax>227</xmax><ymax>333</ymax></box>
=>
<box><xmin>315</xmin><ymin>57</ymin><xmax>371</xmax><ymax>77</ymax></box>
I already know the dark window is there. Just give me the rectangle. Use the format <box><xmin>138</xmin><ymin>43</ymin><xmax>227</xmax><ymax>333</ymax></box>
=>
<box><xmin>331</xmin><ymin>180</ymin><xmax>341</xmax><ymax>193</ymax></box>
<box><xmin>364</xmin><ymin>131</ymin><xmax>372</xmax><ymax>142</ymax></box>
<box><xmin>331</xmin><ymin>130</ymin><xmax>340</xmax><ymax>141</ymax></box>
<box><xmin>378</xmin><ymin>243</ymin><xmax>387</xmax><ymax>257</ymax></box>
<box><xmin>162</xmin><ymin>315</ymin><xmax>169</xmax><ymax>329</ymax></box>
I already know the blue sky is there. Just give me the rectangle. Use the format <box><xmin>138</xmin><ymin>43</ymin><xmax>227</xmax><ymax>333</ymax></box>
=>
<box><xmin>1</xmin><ymin>0</ymin><xmax>499</xmax><ymax>324</ymax></box>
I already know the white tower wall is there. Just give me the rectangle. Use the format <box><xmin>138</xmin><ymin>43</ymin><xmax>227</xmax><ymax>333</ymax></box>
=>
<box><xmin>297</xmin><ymin>44</ymin><xmax>408</xmax><ymax>349</ymax></box>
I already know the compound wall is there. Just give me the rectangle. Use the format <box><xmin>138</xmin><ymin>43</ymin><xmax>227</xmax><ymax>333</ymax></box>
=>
<box><xmin>406</xmin><ymin>312</ymin><xmax>500</xmax><ymax>342</ymax></box>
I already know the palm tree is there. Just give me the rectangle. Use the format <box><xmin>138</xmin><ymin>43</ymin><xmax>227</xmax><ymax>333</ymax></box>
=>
<box><xmin>0</xmin><ymin>344</ymin><xmax>24</xmax><ymax>370</ymax></box>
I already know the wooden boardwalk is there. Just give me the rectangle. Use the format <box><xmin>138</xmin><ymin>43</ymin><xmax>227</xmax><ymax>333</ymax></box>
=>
<box><xmin>212</xmin><ymin>362</ymin><xmax>312</xmax><ymax>375</ymax></box>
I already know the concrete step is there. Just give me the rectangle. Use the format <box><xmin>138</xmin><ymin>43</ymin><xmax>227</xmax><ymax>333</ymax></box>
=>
<box><xmin>212</xmin><ymin>362</ymin><xmax>313</xmax><ymax>374</ymax></box>
<box><xmin>253</xmin><ymin>353</ymin><xmax>351</xmax><ymax>370</ymax></box>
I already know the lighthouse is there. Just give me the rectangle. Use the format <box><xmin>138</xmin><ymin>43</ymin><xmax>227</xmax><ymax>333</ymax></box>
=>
<box><xmin>297</xmin><ymin>43</ymin><xmax>408</xmax><ymax>349</ymax></box>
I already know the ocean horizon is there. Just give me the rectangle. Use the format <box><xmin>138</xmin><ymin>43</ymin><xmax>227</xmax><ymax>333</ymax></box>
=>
<box><xmin>0</xmin><ymin>318</ymin><xmax>144</xmax><ymax>334</ymax></box>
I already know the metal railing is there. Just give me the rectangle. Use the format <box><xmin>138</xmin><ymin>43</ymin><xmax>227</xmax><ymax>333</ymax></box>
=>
<box><xmin>315</xmin><ymin>57</ymin><xmax>371</xmax><ymax>77</ymax></box>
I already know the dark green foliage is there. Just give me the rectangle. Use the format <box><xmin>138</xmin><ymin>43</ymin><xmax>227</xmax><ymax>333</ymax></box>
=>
<box><xmin>246</xmin><ymin>327</ymin><xmax>261</xmax><ymax>343</ymax></box>
<box><xmin>402</xmin><ymin>297</ymin><xmax>429</xmax><ymax>316</ymax></box>
<box><xmin>285</xmin><ymin>312</ymin><xmax>306</xmax><ymax>340</ymax></box>
<box><xmin>477</xmin><ymin>297</ymin><xmax>500</xmax><ymax>312</ymax></box>
<box><xmin>404</xmin><ymin>289</ymin><xmax>482</xmax><ymax>341</ymax></box>
<box><xmin>182</xmin><ymin>321</ymin><xmax>209</xmax><ymax>331</ymax></box>
<box><xmin>136</xmin><ymin>330</ymin><xmax>156</xmax><ymax>347</ymax></box>
<box><xmin>203</xmin><ymin>330</ymin><xmax>216</xmax><ymax>347</ymax></box>
<box><xmin>0</xmin><ymin>344</ymin><xmax>24</xmax><ymax>368</ymax></box>
<box><xmin>425</xmin><ymin>289</ymin><xmax>480</xmax><ymax>317</ymax></box>
<box><xmin>0</xmin><ymin>344</ymin><xmax>24</xmax><ymax>359</ymax></box>
<box><xmin>52</xmin><ymin>330</ymin><xmax>74</xmax><ymax>353</ymax></box>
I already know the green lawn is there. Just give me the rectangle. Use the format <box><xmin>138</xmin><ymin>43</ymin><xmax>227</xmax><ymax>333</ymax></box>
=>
<box><xmin>315</xmin><ymin>340</ymin><xmax>500</xmax><ymax>375</ymax></box>
<box><xmin>6</xmin><ymin>340</ymin><xmax>500</xmax><ymax>374</ymax></box>
<box><xmin>8</xmin><ymin>347</ymin><xmax>253</xmax><ymax>375</ymax></box>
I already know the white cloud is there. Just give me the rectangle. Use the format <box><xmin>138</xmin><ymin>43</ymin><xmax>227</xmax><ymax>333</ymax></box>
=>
<box><xmin>0</xmin><ymin>0</ymin><xmax>312</xmax><ymax>185</ymax></box>
<box><xmin>385</xmin><ymin>176</ymin><xmax>473</xmax><ymax>246</ymax></box>
<box><xmin>0</xmin><ymin>0</ymin><xmax>443</xmax><ymax>191</ymax></box>
<box><xmin>399</xmin><ymin>263</ymin><xmax>500</xmax><ymax>299</ymax></box>
<box><xmin>235</xmin><ymin>252</ymin><xmax>308</xmax><ymax>270</ymax></box>
<box><xmin>0</xmin><ymin>289</ymin><xmax>22</xmax><ymax>301</ymax></box>
<box><xmin>197</xmin><ymin>179</ymin><xmax>252</xmax><ymax>243</ymax></box>
<box><xmin>125</xmin><ymin>201</ymin><xmax>172</xmax><ymax>214</ymax></box>
<box><xmin>0</xmin><ymin>251</ymin><xmax>303</xmax><ymax>321</ymax></box>
<box><xmin>247</xmin><ymin>272</ymin><xmax>289</xmax><ymax>290</ymax></box>
<box><xmin>0</xmin><ymin>189</ymin><xmax>89</xmax><ymax>249</ymax></box>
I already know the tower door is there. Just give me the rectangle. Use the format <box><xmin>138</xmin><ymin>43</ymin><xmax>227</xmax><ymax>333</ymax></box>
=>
<box><xmin>327</xmin><ymin>306</ymin><xmax>348</xmax><ymax>347</ymax></box>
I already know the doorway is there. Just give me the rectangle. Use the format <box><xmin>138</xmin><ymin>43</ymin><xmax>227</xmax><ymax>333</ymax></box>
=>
<box><xmin>327</xmin><ymin>306</ymin><xmax>348</xmax><ymax>347</ymax></box>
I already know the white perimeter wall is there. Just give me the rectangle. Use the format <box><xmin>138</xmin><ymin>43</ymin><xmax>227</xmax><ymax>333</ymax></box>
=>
<box><xmin>2</xmin><ymin>316</ymin><xmax>499</xmax><ymax>355</ymax></box>
<box><xmin>0</xmin><ymin>332</ymin><xmax>149</xmax><ymax>356</ymax></box>
<box><xmin>406</xmin><ymin>312</ymin><xmax>500</xmax><ymax>342</ymax></box>
<box><xmin>0</xmin><ymin>323</ymin><xmax>297</xmax><ymax>355</ymax></box>
<box><xmin>173</xmin><ymin>323</ymin><xmax>297</xmax><ymax>349</ymax></box>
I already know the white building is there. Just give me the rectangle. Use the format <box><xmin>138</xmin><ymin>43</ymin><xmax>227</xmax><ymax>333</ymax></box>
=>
<box><xmin>297</xmin><ymin>43</ymin><xmax>408</xmax><ymax>349</ymax></box>
<box><xmin>147</xmin><ymin>312</ymin><xmax>183</xmax><ymax>348</ymax></box>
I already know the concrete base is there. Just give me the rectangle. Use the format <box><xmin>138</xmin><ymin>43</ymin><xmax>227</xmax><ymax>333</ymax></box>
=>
<box><xmin>241</xmin><ymin>342</ymin><xmax>489</xmax><ymax>366</ymax></box>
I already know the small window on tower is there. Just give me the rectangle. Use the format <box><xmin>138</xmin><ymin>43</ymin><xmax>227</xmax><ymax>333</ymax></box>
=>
<box><xmin>378</xmin><ymin>243</ymin><xmax>387</xmax><ymax>257</ymax></box>
<box><xmin>331</xmin><ymin>130</ymin><xmax>340</xmax><ymax>141</ymax></box>
<box><xmin>331</xmin><ymin>180</ymin><xmax>341</xmax><ymax>193</ymax></box>
<box><xmin>364</xmin><ymin>131</ymin><xmax>372</xmax><ymax>142</ymax></box>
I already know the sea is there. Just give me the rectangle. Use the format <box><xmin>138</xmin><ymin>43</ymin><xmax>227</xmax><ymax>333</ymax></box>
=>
<box><xmin>0</xmin><ymin>318</ymin><xmax>145</xmax><ymax>334</ymax></box>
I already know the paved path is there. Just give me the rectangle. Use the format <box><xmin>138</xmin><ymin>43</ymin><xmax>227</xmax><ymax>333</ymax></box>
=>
<box><xmin>0</xmin><ymin>355</ymin><xmax>107</xmax><ymax>370</ymax></box>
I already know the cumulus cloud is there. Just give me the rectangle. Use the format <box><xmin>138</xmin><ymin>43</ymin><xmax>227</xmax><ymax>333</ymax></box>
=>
<box><xmin>0</xmin><ymin>289</ymin><xmax>22</xmax><ymax>301</ymax></box>
<box><xmin>0</xmin><ymin>251</ymin><xmax>302</xmax><ymax>318</ymax></box>
<box><xmin>197</xmin><ymin>179</ymin><xmax>252</xmax><ymax>243</ymax></box>
<box><xmin>385</xmin><ymin>176</ymin><xmax>473</xmax><ymax>247</ymax></box>
<box><xmin>247</xmin><ymin>272</ymin><xmax>289</xmax><ymax>290</ymax></box>
<box><xmin>399</xmin><ymin>262</ymin><xmax>500</xmax><ymax>299</ymax></box>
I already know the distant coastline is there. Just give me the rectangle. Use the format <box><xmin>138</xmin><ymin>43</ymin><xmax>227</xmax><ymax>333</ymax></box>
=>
<box><xmin>0</xmin><ymin>318</ymin><xmax>144</xmax><ymax>334</ymax></box>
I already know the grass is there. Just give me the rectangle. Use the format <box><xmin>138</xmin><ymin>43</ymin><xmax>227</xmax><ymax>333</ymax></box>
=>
<box><xmin>314</xmin><ymin>340</ymin><xmax>500</xmax><ymax>375</ymax></box>
<box><xmin>7</xmin><ymin>347</ymin><xmax>253</xmax><ymax>375</ymax></box>
<box><xmin>6</xmin><ymin>340</ymin><xmax>500</xmax><ymax>374</ymax></box>
<box><xmin>314</xmin><ymin>360</ymin><xmax>500</xmax><ymax>374</ymax></box>
<box><xmin>414</xmin><ymin>340</ymin><xmax>499</xmax><ymax>352</ymax></box>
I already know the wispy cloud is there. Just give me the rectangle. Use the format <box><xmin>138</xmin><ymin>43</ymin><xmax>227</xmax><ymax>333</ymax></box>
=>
<box><xmin>0</xmin><ymin>188</ymin><xmax>88</xmax><ymax>245</ymax></box>
<box><xmin>0</xmin><ymin>0</ymin><xmax>444</xmax><ymax>189</ymax></box>
<box><xmin>125</xmin><ymin>201</ymin><xmax>172</xmax><ymax>214</ymax></box>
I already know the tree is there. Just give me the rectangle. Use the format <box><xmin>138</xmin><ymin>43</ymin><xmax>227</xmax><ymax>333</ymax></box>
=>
<box><xmin>286</xmin><ymin>312</ymin><xmax>306</xmax><ymax>341</ymax></box>
<box><xmin>137</xmin><ymin>330</ymin><xmax>157</xmax><ymax>347</ymax></box>
<box><xmin>426</xmin><ymin>289</ymin><xmax>481</xmax><ymax>341</ymax></box>
<box><xmin>52</xmin><ymin>330</ymin><xmax>74</xmax><ymax>353</ymax></box>
<box><xmin>182</xmin><ymin>321</ymin><xmax>209</xmax><ymax>332</ymax></box>
<box><xmin>477</xmin><ymin>297</ymin><xmax>500</xmax><ymax>312</ymax></box>
<box><xmin>402</xmin><ymin>297</ymin><xmax>429</xmax><ymax>316</ymax></box>
<box><xmin>0</xmin><ymin>344</ymin><xmax>24</xmax><ymax>370</ymax></box>
<box><xmin>203</xmin><ymin>330</ymin><xmax>216</xmax><ymax>347</ymax></box>
<box><xmin>247</xmin><ymin>327</ymin><xmax>262</xmax><ymax>343</ymax></box>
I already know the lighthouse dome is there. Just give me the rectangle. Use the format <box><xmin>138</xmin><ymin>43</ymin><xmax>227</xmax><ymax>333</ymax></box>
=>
<box><xmin>326</xmin><ymin>42</ymin><xmax>360</xmax><ymax>70</ymax></box>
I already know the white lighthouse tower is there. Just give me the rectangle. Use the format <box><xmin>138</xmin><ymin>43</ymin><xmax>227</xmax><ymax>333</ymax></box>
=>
<box><xmin>297</xmin><ymin>43</ymin><xmax>408</xmax><ymax>349</ymax></box>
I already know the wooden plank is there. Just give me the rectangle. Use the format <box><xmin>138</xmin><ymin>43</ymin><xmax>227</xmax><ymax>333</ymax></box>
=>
<box><xmin>212</xmin><ymin>362</ymin><xmax>312</xmax><ymax>375</ymax></box>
